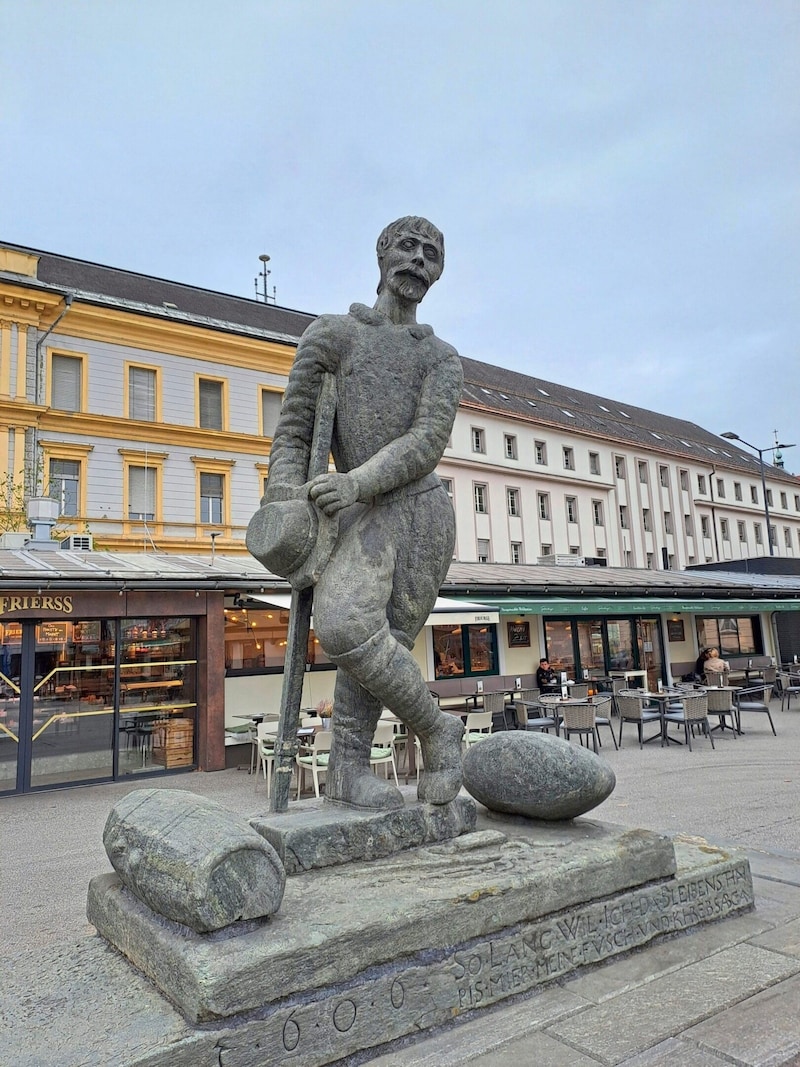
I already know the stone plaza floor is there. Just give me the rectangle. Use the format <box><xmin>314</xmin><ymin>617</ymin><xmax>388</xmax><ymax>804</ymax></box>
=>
<box><xmin>2</xmin><ymin>695</ymin><xmax>800</xmax><ymax>1064</ymax></box>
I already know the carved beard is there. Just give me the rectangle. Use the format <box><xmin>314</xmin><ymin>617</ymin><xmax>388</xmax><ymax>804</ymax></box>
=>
<box><xmin>392</xmin><ymin>271</ymin><xmax>429</xmax><ymax>302</ymax></box>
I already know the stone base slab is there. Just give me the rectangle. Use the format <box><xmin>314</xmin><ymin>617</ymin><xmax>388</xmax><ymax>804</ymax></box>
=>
<box><xmin>249</xmin><ymin>795</ymin><xmax>478</xmax><ymax>874</ymax></box>
<box><xmin>87</xmin><ymin>816</ymin><xmax>679</xmax><ymax>1023</ymax></box>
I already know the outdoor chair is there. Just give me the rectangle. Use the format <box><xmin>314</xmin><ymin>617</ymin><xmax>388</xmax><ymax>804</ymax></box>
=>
<box><xmin>482</xmin><ymin>690</ymin><xmax>515</xmax><ymax>731</ymax></box>
<box><xmin>463</xmin><ymin>711</ymin><xmax>493</xmax><ymax>749</ymax></box>
<box><xmin>705</xmin><ymin>686</ymin><xmax>738</xmax><ymax>736</ymax></box>
<box><xmin>560</xmin><ymin>701</ymin><xmax>601</xmax><ymax>753</ymax></box>
<box><xmin>616</xmin><ymin>690</ymin><xmax>662</xmax><ymax>748</ymax></box>
<box><xmin>368</xmin><ymin>722</ymin><xmax>400</xmax><ymax>786</ymax></box>
<box><xmin>734</xmin><ymin>685</ymin><xmax>777</xmax><ymax>736</ymax></box>
<box><xmin>296</xmin><ymin>729</ymin><xmax>332</xmax><ymax>799</ymax></box>
<box><xmin>777</xmin><ymin>672</ymin><xmax>800</xmax><ymax>712</ymax></box>
<box><xmin>513</xmin><ymin>688</ymin><xmax>541</xmax><ymax>728</ymax></box>
<box><xmin>703</xmin><ymin>670</ymin><xmax>728</xmax><ymax>689</ymax></box>
<box><xmin>255</xmin><ymin>721</ymin><xmax>279</xmax><ymax>794</ymax></box>
<box><xmin>589</xmin><ymin>694</ymin><xmax>618</xmax><ymax>749</ymax></box>
<box><xmin>569</xmin><ymin>682</ymin><xmax>590</xmax><ymax>699</ymax></box>
<box><xmin>663</xmin><ymin>692</ymin><xmax>714</xmax><ymax>751</ymax></box>
<box><xmin>516</xmin><ymin>698</ymin><xmax>559</xmax><ymax>736</ymax></box>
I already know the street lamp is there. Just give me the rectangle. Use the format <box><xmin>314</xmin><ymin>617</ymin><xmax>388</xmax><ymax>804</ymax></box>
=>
<box><xmin>720</xmin><ymin>432</ymin><xmax>796</xmax><ymax>556</ymax></box>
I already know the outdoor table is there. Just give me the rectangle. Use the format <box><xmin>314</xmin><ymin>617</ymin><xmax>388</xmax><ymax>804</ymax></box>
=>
<box><xmin>641</xmin><ymin>690</ymin><xmax>688</xmax><ymax>745</ymax></box>
<box><xmin>609</xmin><ymin>669</ymin><xmax>647</xmax><ymax>687</ymax></box>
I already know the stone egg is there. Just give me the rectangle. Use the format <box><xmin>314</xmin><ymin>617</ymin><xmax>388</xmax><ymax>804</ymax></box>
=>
<box><xmin>462</xmin><ymin>731</ymin><xmax>616</xmax><ymax>821</ymax></box>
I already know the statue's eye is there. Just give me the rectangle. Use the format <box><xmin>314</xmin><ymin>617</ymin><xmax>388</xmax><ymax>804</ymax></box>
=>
<box><xmin>400</xmin><ymin>239</ymin><xmax>415</xmax><ymax>250</ymax></box>
<box><xmin>424</xmin><ymin>245</ymin><xmax>439</xmax><ymax>260</ymax></box>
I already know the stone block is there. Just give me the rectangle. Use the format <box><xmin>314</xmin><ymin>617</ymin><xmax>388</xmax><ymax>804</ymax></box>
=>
<box><xmin>249</xmin><ymin>795</ymin><xmax>477</xmax><ymax>873</ymax></box>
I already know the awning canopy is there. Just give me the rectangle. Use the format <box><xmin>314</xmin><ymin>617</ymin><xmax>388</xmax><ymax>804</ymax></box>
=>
<box><xmin>491</xmin><ymin>596</ymin><xmax>800</xmax><ymax>617</ymax></box>
<box><xmin>246</xmin><ymin>592</ymin><xmax>499</xmax><ymax>627</ymax></box>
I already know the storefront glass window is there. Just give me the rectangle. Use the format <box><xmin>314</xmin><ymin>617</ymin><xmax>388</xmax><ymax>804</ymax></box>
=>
<box><xmin>433</xmin><ymin>624</ymin><xmax>497</xmax><ymax>679</ymax></box>
<box><xmin>696</xmin><ymin>616</ymin><xmax>761</xmax><ymax>657</ymax></box>
<box><xmin>543</xmin><ymin>620</ymin><xmax>575</xmax><ymax>676</ymax></box>
<box><xmin>224</xmin><ymin>607</ymin><xmax>331</xmax><ymax>674</ymax></box>
<box><xmin>607</xmin><ymin>620</ymin><xmax>635</xmax><ymax>670</ymax></box>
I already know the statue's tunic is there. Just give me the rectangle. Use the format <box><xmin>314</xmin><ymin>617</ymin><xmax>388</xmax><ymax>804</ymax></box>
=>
<box><xmin>266</xmin><ymin>302</ymin><xmax>463</xmax><ymax>652</ymax></box>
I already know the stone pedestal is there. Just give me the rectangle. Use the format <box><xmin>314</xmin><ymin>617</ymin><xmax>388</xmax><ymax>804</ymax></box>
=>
<box><xmin>78</xmin><ymin>805</ymin><xmax>754</xmax><ymax>1067</ymax></box>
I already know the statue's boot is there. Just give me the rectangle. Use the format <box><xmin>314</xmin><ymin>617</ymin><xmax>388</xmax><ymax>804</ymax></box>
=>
<box><xmin>331</xmin><ymin>625</ymin><xmax>464</xmax><ymax>805</ymax></box>
<box><xmin>325</xmin><ymin>671</ymin><xmax>404</xmax><ymax>810</ymax></box>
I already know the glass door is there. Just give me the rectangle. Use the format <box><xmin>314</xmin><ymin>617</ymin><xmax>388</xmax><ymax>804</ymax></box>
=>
<box><xmin>29</xmin><ymin>619</ymin><xmax>116</xmax><ymax>789</ymax></box>
<box><xmin>0</xmin><ymin>623</ymin><xmax>22</xmax><ymax>793</ymax></box>
<box><xmin>636</xmin><ymin>618</ymin><xmax>665</xmax><ymax>692</ymax></box>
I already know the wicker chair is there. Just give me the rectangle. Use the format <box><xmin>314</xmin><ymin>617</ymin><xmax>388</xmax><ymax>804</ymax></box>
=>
<box><xmin>516</xmin><ymin>697</ymin><xmax>559</xmax><ymax>736</ymax></box>
<box><xmin>589</xmin><ymin>694</ymin><xmax>618</xmax><ymax>749</ymax></box>
<box><xmin>663</xmin><ymin>692</ymin><xmax>715</xmax><ymax>751</ymax></box>
<box><xmin>513</xmin><ymin>688</ymin><xmax>541</xmax><ymax>729</ymax></box>
<box><xmin>777</xmin><ymin>672</ymin><xmax>800</xmax><ymax>712</ymax></box>
<box><xmin>616</xmin><ymin>690</ymin><xmax>662</xmax><ymax>748</ymax></box>
<box><xmin>569</xmin><ymin>682</ymin><xmax>590</xmax><ymax>700</ymax></box>
<box><xmin>705</xmin><ymin>686</ymin><xmax>738</xmax><ymax>736</ymax></box>
<box><xmin>734</xmin><ymin>685</ymin><xmax>777</xmax><ymax>736</ymax></box>
<box><xmin>560</xmin><ymin>701</ymin><xmax>600</xmax><ymax>753</ymax></box>
<box><xmin>482</xmin><ymin>690</ymin><xmax>515</xmax><ymax>731</ymax></box>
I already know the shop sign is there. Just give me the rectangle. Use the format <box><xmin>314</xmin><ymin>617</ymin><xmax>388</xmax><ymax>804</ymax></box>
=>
<box><xmin>0</xmin><ymin>594</ymin><xmax>73</xmax><ymax>617</ymax></box>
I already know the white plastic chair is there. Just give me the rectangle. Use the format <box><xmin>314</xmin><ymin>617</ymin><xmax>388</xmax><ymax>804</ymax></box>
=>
<box><xmin>463</xmin><ymin>711</ymin><xmax>492</xmax><ymax>749</ymax></box>
<box><xmin>296</xmin><ymin>729</ymin><xmax>332</xmax><ymax>798</ymax></box>
<box><xmin>255</xmin><ymin>721</ymin><xmax>279</xmax><ymax>794</ymax></box>
<box><xmin>369</xmin><ymin>722</ymin><xmax>400</xmax><ymax>786</ymax></box>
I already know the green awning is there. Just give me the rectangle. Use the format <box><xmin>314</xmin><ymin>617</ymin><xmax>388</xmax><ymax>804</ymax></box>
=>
<box><xmin>490</xmin><ymin>597</ymin><xmax>800</xmax><ymax>617</ymax></box>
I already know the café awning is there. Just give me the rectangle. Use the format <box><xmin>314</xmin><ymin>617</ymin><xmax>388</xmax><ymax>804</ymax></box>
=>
<box><xmin>491</xmin><ymin>596</ymin><xmax>800</xmax><ymax>617</ymax></box>
<box><xmin>246</xmin><ymin>593</ymin><xmax>499</xmax><ymax>627</ymax></box>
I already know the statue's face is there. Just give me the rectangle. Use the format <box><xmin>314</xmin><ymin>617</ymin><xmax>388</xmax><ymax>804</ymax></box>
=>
<box><xmin>379</xmin><ymin>227</ymin><xmax>443</xmax><ymax>303</ymax></box>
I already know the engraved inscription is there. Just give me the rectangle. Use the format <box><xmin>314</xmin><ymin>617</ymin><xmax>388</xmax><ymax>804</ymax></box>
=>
<box><xmin>332</xmin><ymin>999</ymin><xmax>356</xmax><ymax>1032</ymax></box>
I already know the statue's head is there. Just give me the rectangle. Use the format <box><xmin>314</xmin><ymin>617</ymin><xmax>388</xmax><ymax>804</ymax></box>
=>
<box><xmin>376</xmin><ymin>216</ymin><xmax>444</xmax><ymax>301</ymax></box>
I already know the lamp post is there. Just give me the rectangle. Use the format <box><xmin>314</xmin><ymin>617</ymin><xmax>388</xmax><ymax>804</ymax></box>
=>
<box><xmin>720</xmin><ymin>432</ymin><xmax>796</xmax><ymax>556</ymax></box>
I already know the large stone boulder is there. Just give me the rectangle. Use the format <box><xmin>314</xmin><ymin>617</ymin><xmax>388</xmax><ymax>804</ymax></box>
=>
<box><xmin>102</xmin><ymin>788</ymin><xmax>285</xmax><ymax>932</ymax></box>
<box><xmin>462</xmin><ymin>731</ymin><xmax>615</xmax><ymax>820</ymax></box>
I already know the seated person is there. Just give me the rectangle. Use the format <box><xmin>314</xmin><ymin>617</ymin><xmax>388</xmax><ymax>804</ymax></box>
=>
<box><xmin>536</xmin><ymin>657</ymin><xmax>560</xmax><ymax>694</ymax></box>
<box><xmin>703</xmin><ymin>648</ymin><xmax>729</xmax><ymax>682</ymax></box>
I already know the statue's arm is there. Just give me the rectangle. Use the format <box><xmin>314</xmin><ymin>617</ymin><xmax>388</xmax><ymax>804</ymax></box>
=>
<box><xmin>311</xmin><ymin>346</ymin><xmax>463</xmax><ymax>512</ymax></box>
<box><xmin>263</xmin><ymin>317</ymin><xmax>340</xmax><ymax>499</ymax></box>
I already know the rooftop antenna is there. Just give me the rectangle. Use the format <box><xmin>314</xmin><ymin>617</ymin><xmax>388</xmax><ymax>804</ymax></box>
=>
<box><xmin>773</xmin><ymin>430</ymin><xmax>784</xmax><ymax>469</ymax></box>
<box><xmin>254</xmin><ymin>253</ymin><xmax>276</xmax><ymax>304</ymax></box>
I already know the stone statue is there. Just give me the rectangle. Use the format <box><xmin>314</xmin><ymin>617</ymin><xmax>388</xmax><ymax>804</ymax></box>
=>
<box><xmin>251</xmin><ymin>217</ymin><xmax>464</xmax><ymax>809</ymax></box>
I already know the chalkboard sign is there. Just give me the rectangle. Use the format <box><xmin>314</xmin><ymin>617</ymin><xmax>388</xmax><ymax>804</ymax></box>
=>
<box><xmin>507</xmin><ymin>621</ymin><xmax>530</xmax><ymax>647</ymax></box>
<box><xmin>666</xmin><ymin>619</ymin><xmax>685</xmax><ymax>642</ymax></box>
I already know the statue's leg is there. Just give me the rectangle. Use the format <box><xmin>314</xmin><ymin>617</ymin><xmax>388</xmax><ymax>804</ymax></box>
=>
<box><xmin>331</xmin><ymin>624</ymin><xmax>463</xmax><ymax>805</ymax></box>
<box><xmin>325</xmin><ymin>668</ymin><xmax>403</xmax><ymax>810</ymax></box>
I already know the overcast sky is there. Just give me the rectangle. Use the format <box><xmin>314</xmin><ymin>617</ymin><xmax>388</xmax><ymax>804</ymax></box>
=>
<box><xmin>2</xmin><ymin>1</ymin><xmax>798</xmax><ymax>470</ymax></box>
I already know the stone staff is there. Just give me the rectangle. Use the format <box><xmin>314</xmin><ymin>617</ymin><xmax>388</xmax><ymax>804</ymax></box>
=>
<box><xmin>246</xmin><ymin>371</ymin><xmax>338</xmax><ymax>812</ymax></box>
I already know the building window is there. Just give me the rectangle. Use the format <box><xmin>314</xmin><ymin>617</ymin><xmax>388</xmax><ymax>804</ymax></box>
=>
<box><xmin>643</xmin><ymin>508</ymin><xmax>652</xmax><ymax>532</ymax></box>
<box><xmin>474</xmin><ymin>483</ymin><xmax>488</xmax><ymax>513</ymax></box>
<box><xmin>534</xmin><ymin>440</ymin><xmax>547</xmax><ymax>465</ymax></box>
<box><xmin>716</xmin><ymin>478</ymin><xmax>725</xmax><ymax>499</ymax></box>
<box><xmin>768</xmin><ymin>524</ymin><xmax>775</xmax><ymax>548</ymax></box>
<box><xmin>638</xmin><ymin>461</ymin><xmax>648</xmax><ymax>484</ymax></box>
<box><xmin>506</xmin><ymin>487</ymin><xmax>521</xmax><ymax>516</ymax></box>
<box><xmin>684</xmin><ymin>514</ymin><xmax>693</xmax><ymax>536</ymax></box>
<box><xmin>49</xmin><ymin>459</ymin><xmax>80</xmax><ymax>517</ymax></box>
<box><xmin>615</xmin><ymin>457</ymin><xmax>626</xmax><ymax>479</ymax></box>
<box><xmin>738</xmin><ymin>520</ymin><xmax>747</xmax><ymax>543</ymax></box>
<box><xmin>659</xmin><ymin>465</ymin><xmax>670</xmax><ymax>488</ymax></box>
<box><xmin>795</xmin><ymin>494</ymin><xmax>800</xmax><ymax>512</ymax></box>
<box><xmin>766</xmin><ymin>489</ymin><xmax>773</xmax><ymax>507</ymax></box>
<box><xmin>592</xmin><ymin>500</ymin><xmax>604</xmax><ymax>526</ymax></box>
<box><xmin>734</xmin><ymin>482</ymin><xmax>742</xmax><ymax>501</ymax></box>
<box><xmin>541</xmin><ymin>543</ymin><xmax>552</xmax><ymax>556</ymax></box>
<box><xmin>127</xmin><ymin>364</ymin><xmax>158</xmax><ymax>421</ymax></box>
<box><xmin>440</xmin><ymin>477</ymin><xmax>454</xmax><ymax>500</ymax></box>
<box><xmin>720</xmin><ymin>518</ymin><xmax>730</xmax><ymax>541</ymax></box>
<box><xmin>751</xmin><ymin>485</ymin><xmax>759</xmax><ymax>504</ymax></box>
<box><xmin>503</xmin><ymin>434</ymin><xmax>518</xmax><ymax>460</ymax></box>
<box><xmin>784</xmin><ymin>527</ymin><xmax>791</xmax><ymax>548</ymax></box>
<box><xmin>646</xmin><ymin>552</ymin><xmax>654</xmax><ymax>569</ymax></box>
<box><xmin>697</xmin><ymin>474</ymin><xmax>707</xmax><ymax>494</ymax></box>
<box><xmin>696</xmin><ymin>616</ymin><xmax>761</xmax><ymax>656</ymax></box>
<box><xmin>471</xmin><ymin>427</ymin><xmax>486</xmax><ymax>454</ymax></box>
<box><xmin>563</xmin><ymin>446</ymin><xmax>575</xmax><ymax>471</ymax></box>
<box><xmin>198</xmin><ymin>377</ymin><xmax>225</xmax><ymax>430</ymax></box>
<box><xmin>619</xmin><ymin>505</ymin><xmax>628</xmax><ymax>529</ymax></box>
<box><xmin>261</xmin><ymin>389</ymin><xmax>283</xmax><ymax>437</ymax></box>
<box><xmin>200</xmin><ymin>472</ymin><xmax>224</xmax><ymax>524</ymax></box>
<box><xmin>700</xmin><ymin>515</ymin><xmax>711</xmax><ymax>537</ymax></box>
<box><xmin>589</xmin><ymin>452</ymin><xmax>601</xmax><ymax>475</ymax></box>
<box><xmin>432</xmin><ymin>623</ymin><xmax>498</xmax><ymax>679</ymax></box>
<box><xmin>569</xmin><ymin>545</ymin><xmax>581</xmax><ymax>555</ymax></box>
<box><xmin>128</xmin><ymin>466</ymin><xmax>156</xmax><ymax>521</ymax></box>
<box><xmin>664</xmin><ymin>511</ymin><xmax>673</xmax><ymax>534</ymax></box>
<box><xmin>780</xmin><ymin>492</ymin><xmax>788</xmax><ymax>509</ymax></box>
<box><xmin>679</xmin><ymin>469</ymin><xmax>689</xmax><ymax>491</ymax></box>
<box><xmin>50</xmin><ymin>353</ymin><xmax>83</xmax><ymax>411</ymax></box>
<box><xmin>566</xmin><ymin>496</ymin><xmax>578</xmax><ymax>524</ymax></box>
<box><xmin>537</xmin><ymin>492</ymin><xmax>550</xmax><ymax>520</ymax></box>
<box><xmin>510</xmin><ymin>541</ymin><xmax>523</xmax><ymax>564</ymax></box>
<box><xmin>624</xmin><ymin>550</ymin><xmax>633</xmax><ymax>566</ymax></box>
<box><xmin>754</xmin><ymin>522</ymin><xmax>763</xmax><ymax>545</ymax></box>
<box><xmin>476</xmin><ymin>538</ymin><xmax>490</xmax><ymax>563</ymax></box>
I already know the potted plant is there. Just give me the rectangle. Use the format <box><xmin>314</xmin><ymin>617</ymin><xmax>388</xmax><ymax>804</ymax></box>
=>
<box><xmin>316</xmin><ymin>698</ymin><xmax>334</xmax><ymax>729</ymax></box>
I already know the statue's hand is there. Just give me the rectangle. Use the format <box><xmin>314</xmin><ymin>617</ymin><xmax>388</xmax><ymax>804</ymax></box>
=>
<box><xmin>308</xmin><ymin>473</ymin><xmax>359</xmax><ymax>515</ymax></box>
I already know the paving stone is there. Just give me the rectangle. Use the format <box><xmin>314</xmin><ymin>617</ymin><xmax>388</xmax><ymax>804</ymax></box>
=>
<box><xmin>751</xmin><ymin>877</ymin><xmax>800</xmax><ymax>925</ymax></box>
<box><xmin>684</xmin><ymin>972</ymin><xmax>800</xmax><ymax>1066</ymax></box>
<box><xmin>545</xmin><ymin>943</ymin><xmax>800</xmax><ymax>1063</ymax></box>
<box><xmin>464</xmin><ymin>1029</ymin><xmax>601</xmax><ymax>1066</ymax></box>
<box><xmin>752</xmin><ymin>915</ymin><xmax>800</xmax><ymax>958</ymax></box>
<box><xmin>618</xmin><ymin>1036</ymin><xmax>734</xmax><ymax>1065</ymax></box>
